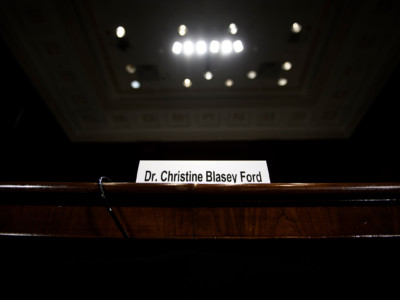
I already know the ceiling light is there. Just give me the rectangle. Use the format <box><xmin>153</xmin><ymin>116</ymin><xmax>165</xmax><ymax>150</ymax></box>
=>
<box><xmin>130</xmin><ymin>80</ymin><xmax>141</xmax><ymax>89</ymax></box>
<box><xmin>229</xmin><ymin>23</ymin><xmax>238</xmax><ymax>35</ymax></box>
<box><xmin>247</xmin><ymin>70</ymin><xmax>257</xmax><ymax>79</ymax></box>
<box><xmin>233</xmin><ymin>40</ymin><xmax>244</xmax><ymax>53</ymax></box>
<box><xmin>282</xmin><ymin>61</ymin><xmax>292</xmax><ymax>71</ymax></box>
<box><xmin>183</xmin><ymin>40</ymin><xmax>194</xmax><ymax>55</ymax></box>
<box><xmin>178</xmin><ymin>24</ymin><xmax>187</xmax><ymax>36</ymax></box>
<box><xmin>221</xmin><ymin>40</ymin><xmax>233</xmax><ymax>54</ymax></box>
<box><xmin>225</xmin><ymin>79</ymin><xmax>234</xmax><ymax>87</ymax></box>
<box><xmin>183</xmin><ymin>78</ymin><xmax>192</xmax><ymax>88</ymax></box>
<box><xmin>125</xmin><ymin>64</ymin><xmax>136</xmax><ymax>74</ymax></box>
<box><xmin>172</xmin><ymin>41</ymin><xmax>183</xmax><ymax>54</ymax></box>
<box><xmin>172</xmin><ymin>39</ymin><xmax>244</xmax><ymax>56</ymax></box>
<box><xmin>204</xmin><ymin>71</ymin><xmax>213</xmax><ymax>80</ymax></box>
<box><xmin>278</xmin><ymin>78</ymin><xmax>288</xmax><ymax>86</ymax></box>
<box><xmin>116</xmin><ymin>26</ymin><xmax>126</xmax><ymax>38</ymax></box>
<box><xmin>196</xmin><ymin>40</ymin><xmax>207</xmax><ymax>55</ymax></box>
<box><xmin>291</xmin><ymin>22</ymin><xmax>302</xmax><ymax>33</ymax></box>
<box><xmin>209</xmin><ymin>40</ymin><xmax>220</xmax><ymax>53</ymax></box>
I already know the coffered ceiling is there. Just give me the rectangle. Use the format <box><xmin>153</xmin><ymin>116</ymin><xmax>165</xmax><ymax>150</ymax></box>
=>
<box><xmin>1</xmin><ymin>0</ymin><xmax>400</xmax><ymax>141</ymax></box>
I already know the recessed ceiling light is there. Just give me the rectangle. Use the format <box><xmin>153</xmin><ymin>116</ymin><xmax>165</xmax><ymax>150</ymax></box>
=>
<box><xmin>225</xmin><ymin>79</ymin><xmax>234</xmax><ymax>87</ymax></box>
<box><xmin>233</xmin><ymin>40</ymin><xmax>244</xmax><ymax>53</ymax></box>
<box><xmin>278</xmin><ymin>78</ymin><xmax>288</xmax><ymax>86</ymax></box>
<box><xmin>196</xmin><ymin>40</ymin><xmax>207</xmax><ymax>55</ymax></box>
<box><xmin>221</xmin><ymin>40</ymin><xmax>233</xmax><ymax>54</ymax></box>
<box><xmin>209</xmin><ymin>40</ymin><xmax>220</xmax><ymax>53</ymax></box>
<box><xmin>130</xmin><ymin>80</ymin><xmax>141</xmax><ymax>89</ymax></box>
<box><xmin>247</xmin><ymin>70</ymin><xmax>257</xmax><ymax>79</ymax></box>
<box><xmin>172</xmin><ymin>41</ymin><xmax>183</xmax><ymax>54</ymax></box>
<box><xmin>178</xmin><ymin>24</ymin><xmax>187</xmax><ymax>36</ymax></box>
<box><xmin>116</xmin><ymin>26</ymin><xmax>126</xmax><ymax>38</ymax></box>
<box><xmin>183</xmin><ymin>78</ymin><xmax>192</xmax><ymax>88</ymax></box>
<box><xmin>125</xmin><ymin>64</ymin><xmax>136</xmax><ymax>74</ymax></box>
<box><xmin>172</xmin><ymin>39</ymin><xmax>245</xmax><ymax>56</ymax></box>
<box><xmin>282</xmin><ymin>61</ymin><xmax>292</xmax><ymax>71</ymax></box>
<box><xmin>204</xmin><ymin>71</ymin><xmax>213</xmax><ymax>80</ymax></box>
<box><xmin>291</xmin><ymin>22</ymin><xmax>302</xmax><ymax>33</ymax></box>
<box><xmin>183</xmin><ymin>40</ymin><xmax>194</xmax><ymax>55</ymax></box>
<box><xmin>229</xmin><ymin>23</ymin><xmax>238</xmax><ymax>35</ymax></box>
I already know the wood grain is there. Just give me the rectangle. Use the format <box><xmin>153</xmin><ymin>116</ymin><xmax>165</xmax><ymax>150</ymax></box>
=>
<box><xmin>1</xmin><ymin>182</ymin><xmax>400</xmax><ymax>238</ymax></box>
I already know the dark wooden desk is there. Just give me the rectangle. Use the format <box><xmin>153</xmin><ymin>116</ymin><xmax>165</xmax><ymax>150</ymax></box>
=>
<box><xmin>1</xmin><ymin>182</ymin><xmax>399</xmax><ymax>238</ymax></box>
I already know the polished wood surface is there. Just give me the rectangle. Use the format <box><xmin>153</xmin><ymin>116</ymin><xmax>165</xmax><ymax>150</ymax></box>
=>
<box><xmin>1</xmin><ymin>182</ymin><xmax>399</xmax><ymax>238</ymax></box>
<box><xmin>1</xmin><ymin>182</ymin><xmax>400</xmax><ymax>205</ymax></box>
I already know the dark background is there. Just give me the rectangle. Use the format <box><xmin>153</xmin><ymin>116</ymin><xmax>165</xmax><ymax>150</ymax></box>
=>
<box><xmin>1</xmin><ymin>32</ymin><xmax>400</xmax><ymax>289</ymax></box>
<box><xmin>1</xmin><ymin>32</ymin><xmax>400</xmax><ymax>183</ymax></box>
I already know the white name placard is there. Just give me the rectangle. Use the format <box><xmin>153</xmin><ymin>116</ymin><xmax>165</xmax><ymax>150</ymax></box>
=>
<box><xmin>136</xmin><ymin>160</ymin><xmax>270</xmax><ymax>184</ymax></box>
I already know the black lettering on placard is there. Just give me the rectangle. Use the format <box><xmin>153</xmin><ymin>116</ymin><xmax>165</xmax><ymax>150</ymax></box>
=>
<box><xmin>205</xmin><ymin>171</ymin><xmax>238</xmax><ymax>183</ymax></box>
<box><xmin>240</xmin><ymin>171</ymin><xmax>262</xmax><ymax>182</ymax></box>
<box><xmin>231</xmin><ymin>173</ymin><xmax>237</xmax><ymax>183</ymax></box>
<box><xmin>160</xmin><ymin>170</ymin><xmax>204</xmax><ymax>182</ymax></box>
<box><xmin>206</xmin><ymin>171</ymin><xmax>212</xmax><ymax>182</ymax></box>
<box><xmin>144</xmin><ymin>171</ymin><xmax>152</xmax><ymax>181</ymax></box>
<box><xmin>198</xmin><ymin>173</ymin><xmax>203</xmax><ymax>182</ymax></box>
<box><xmin>240</xmin><ymin>171</ymin><xmax>246</xmax><ymax>182</ymax></box>
<box><xmin>256</xmin><ymin>171</ymin><xmax>262</xmax><ymax>182</ymax></box>
<box><xmin>144</xmin><ymin>170</ymin><xmax>157</xmax><ymax>182</ymax></box>
<box><xmin>158</xmin><ymin>169</ymin><xmax>262</xmax><ymax>183</ymax></box>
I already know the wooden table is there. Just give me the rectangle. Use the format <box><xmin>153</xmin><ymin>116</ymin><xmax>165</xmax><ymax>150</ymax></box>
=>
<box><xmin>1</xmin><ymin>182</ymin><xmax>399</xmax><ymax>239</ymax></box>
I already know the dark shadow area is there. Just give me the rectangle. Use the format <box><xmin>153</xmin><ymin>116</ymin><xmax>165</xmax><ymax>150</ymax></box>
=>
<box><xmin>1</xmin><ymin>6</ymin><xmax>400</xmax><ymax>290</ymax></box>
<box><xmin>1</xmin><ymin>29</ymin><xmax>399</xmax><ymax>183</ymax></box>
<box><xmin>1</xmin><ymin>236</ymin><xmax>399</xmax><ymax>296</ymax></box>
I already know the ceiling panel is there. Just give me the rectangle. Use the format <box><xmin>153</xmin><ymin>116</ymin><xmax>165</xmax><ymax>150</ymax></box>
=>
<box><xmin>1</xmin><ymin>0</ymin><xmax>400</xmax><ymax>141</ymax></box>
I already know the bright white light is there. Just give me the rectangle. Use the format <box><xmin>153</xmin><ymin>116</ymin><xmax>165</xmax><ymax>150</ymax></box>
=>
<box><xmin>130</xmin><ymin>80</ymin><xmax>140</xmax><ymax>89</ymax></box>
<box><xmin>183</xmin><ymin>78</ymin><xmax>192</xmax><ymax>88</ymax></box>
<box><xmin>233</xmin><ymin>40</ymin><xmax>244</xmax><ymax>53</ymax></box>
<box><xmin>291</xmin><ymin>22</ymin><xmax>302</xmax><ymax>33</ymax></box>
<box><xmin>278</xmin><ymin>78</ymin><xmax>288</xmax><ymax>86</ymax></box>
<box><xmin>225</xmin><ymin>79</ymin><xmax>234</xmax><ymax>87</ymax></box>
<box><xmin>178</xmin><ymin>25</ymin><xmax>187</xmax><ymax>36</ymax></box>
<box><xmin>172</xmin><ymin>39</ymin><xmax>244</xmax><ymax>55</ymax></box>
<box><xmin>116</xmin><ymin>26</ymin><xmax>126</xmax><ymax>38</ymax></box>
<box><xmin>221</xmin><ymin>40</ymin><xmax>232</xmax><ymax>54</ymax></box>
<box><xmin>204</xmin><ymin>71</ymin><xmax>213</xmax><ymax>80</ymax></box>
<box><xmin>125</xmin><ymin>64</ymin><xmax>136</xmax><ymax>74</ymax></box>
<box><xmin>183</xmin><ymin>40</ymin><xmax>194</xmax><ymax>56</ymax></box>
<box><xmin>247</xmin><ymin>70</ymin><xmax>257</xmax><ymax>79</ymax></box>
<box><xmin>172</xmin><ymin>41</ymin><xmax>183</xmax><ymax>54</ymax></box>
<box><xmin>209</xmin><ymin>40</ymin><xmax>220</xmax><ymax>53</ymax></box>
<box><xmin>196</xmin><ymin>40</ymin><xmax>207</xmax><ymax>55</ymax></box>
<box><xmin>229</xmin><ymin>23</ymin><xmax>238</xmax><ymax>35</ymax></box>
<box><xmin>282</xmin><ymin>61</ymin><xmax>292</xmax><ymax>71</ymax></box>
